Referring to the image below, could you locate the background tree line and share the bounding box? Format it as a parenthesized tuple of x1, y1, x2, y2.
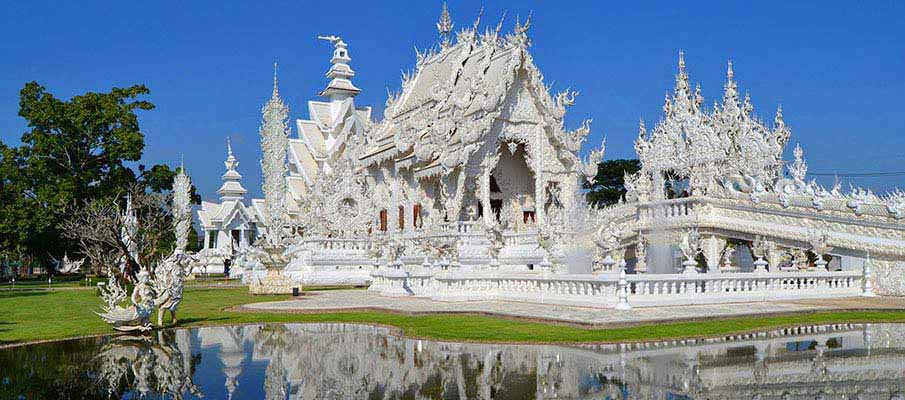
(0, 82, 200, 275)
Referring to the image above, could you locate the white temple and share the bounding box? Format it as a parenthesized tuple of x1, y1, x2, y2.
(197, 138, 265, 274)
(197, 6, 905, 305)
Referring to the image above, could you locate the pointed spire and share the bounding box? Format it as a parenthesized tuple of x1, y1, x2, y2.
(472, 6, 484, 32)
(219, 136, 246, 201)
(775, 104, 785, 127)
(437, 2, 453, 36)
(638, 118, 646, 138)
(721, 59, 739, 108)
(673, 50, 690, 103)
(317, 35, 361, 101)
(272, 62, 280, 99)
(437, 2, 453, 48)
(494, 11, 506, 36)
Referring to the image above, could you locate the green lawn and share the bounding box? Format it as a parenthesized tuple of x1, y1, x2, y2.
(2, 287, 905, 346)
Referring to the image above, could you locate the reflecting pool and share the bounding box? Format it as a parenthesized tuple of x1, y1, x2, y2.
(1, 323, 904, 399)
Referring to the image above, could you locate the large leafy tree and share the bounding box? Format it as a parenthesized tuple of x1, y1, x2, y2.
(584, 159, 642, 206)
(1, 82, 201, 269)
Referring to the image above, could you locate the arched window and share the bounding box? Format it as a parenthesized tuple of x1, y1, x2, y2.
(413, 204, 422, 228)
(379, 210, 388, 232)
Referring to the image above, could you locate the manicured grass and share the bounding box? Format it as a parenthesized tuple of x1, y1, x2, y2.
(2, 287, 905, 346)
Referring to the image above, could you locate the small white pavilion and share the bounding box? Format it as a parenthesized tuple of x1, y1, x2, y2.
(196, 139, 265, 274)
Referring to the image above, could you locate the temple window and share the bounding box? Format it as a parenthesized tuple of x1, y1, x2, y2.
(413, 204, 422, 228)
(398, 206, 405, 229)
(379, 210, 388, 231)
(207, 231, 218, 249)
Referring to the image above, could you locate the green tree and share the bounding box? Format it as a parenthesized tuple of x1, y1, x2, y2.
(2, 82, 202, 270)
(584, 159, 642, 206)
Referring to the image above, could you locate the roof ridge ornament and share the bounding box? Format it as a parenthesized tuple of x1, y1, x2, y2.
(437, 2, 453, 48)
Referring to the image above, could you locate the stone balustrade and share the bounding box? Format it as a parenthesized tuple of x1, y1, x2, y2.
(625, 270, 861, 306)
(369, 268, 866, 309)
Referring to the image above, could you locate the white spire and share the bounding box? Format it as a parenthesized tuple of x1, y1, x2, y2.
(260, 68, 290, 244)
(218, 136, 247, 201)
(173, 159, 192, 253)
(437, 2, 453, 48)
(317, 35, 361, 101)
(272, 62, 279, 98)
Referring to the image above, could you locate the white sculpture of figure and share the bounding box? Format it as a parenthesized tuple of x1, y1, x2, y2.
(884, 189, 905, 219)
(808, 231, 833, 271)
(634, 234, 647, 273)
(593, 220, 620, 273)
(485, 219, 507, 268)
(118, 194, 139, 274)
(153, 252, 189, 326)
(97, 268, 155, 332)
(751, 236, 770, 273)
(721, 244, 736, 272)
(536, 226, 555, 271)
(153, 163, 193, 326)
(678, 229, 702, 274)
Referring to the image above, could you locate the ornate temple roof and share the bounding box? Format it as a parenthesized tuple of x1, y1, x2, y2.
(359, 7, 593, 178)
(287, 37, 371, 192)
(217, 137, 247, 201)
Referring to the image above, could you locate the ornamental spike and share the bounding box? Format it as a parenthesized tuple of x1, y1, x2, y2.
(437, 2, 453, 36)
(678, 50, 686, 73)
(472, 6, 484, 33)
(494, 10, 507, 36)
(727, 60, 734, 81)
(272, 62, 280, 98)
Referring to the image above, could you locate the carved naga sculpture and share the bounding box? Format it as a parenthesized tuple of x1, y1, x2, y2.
(97, 268, 155, 332)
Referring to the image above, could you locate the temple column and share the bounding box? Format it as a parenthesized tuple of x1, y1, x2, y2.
(240, 229, 246, 247)
(533, 125, 545, 226)
(204, 230, 210, 249)
(481, 166, 492, 226)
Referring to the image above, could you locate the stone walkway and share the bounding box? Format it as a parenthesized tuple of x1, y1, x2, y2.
(240, 290, 905, 327)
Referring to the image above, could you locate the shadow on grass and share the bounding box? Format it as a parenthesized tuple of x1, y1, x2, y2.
(0, 290, 50, 299)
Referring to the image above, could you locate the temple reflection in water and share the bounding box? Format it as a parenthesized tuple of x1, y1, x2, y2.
(3, 323, 905, 399)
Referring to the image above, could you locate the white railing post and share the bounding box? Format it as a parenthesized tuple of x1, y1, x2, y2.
(615, 260, 631, 310)
(862, 254, 877, 297)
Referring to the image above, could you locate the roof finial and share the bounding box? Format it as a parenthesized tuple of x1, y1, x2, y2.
(437, 2, 453, 37)
(226, 136, 233, 157)
(272, 62, 279, 98)
(678, 50, 685, 73)
(179, 153, 185, 172)
(472, 6, 484, 33)
(494, 11, 507, 37)
(727, 60, 734, 81)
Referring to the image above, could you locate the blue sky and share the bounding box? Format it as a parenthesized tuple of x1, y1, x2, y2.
(1, 1, 903, 200)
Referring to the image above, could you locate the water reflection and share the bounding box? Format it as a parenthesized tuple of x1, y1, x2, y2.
(1, 323, 904, 399)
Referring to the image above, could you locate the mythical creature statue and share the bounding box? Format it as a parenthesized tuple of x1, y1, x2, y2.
(678, 229, 702, 262)
(51, 253, 85, 274)
(387, 236, 407, 264)
(536, 226, 555, 261)
(485, 219, 508, 264)
(97, 268, 155, 332)
(152, 251, 193, 326)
